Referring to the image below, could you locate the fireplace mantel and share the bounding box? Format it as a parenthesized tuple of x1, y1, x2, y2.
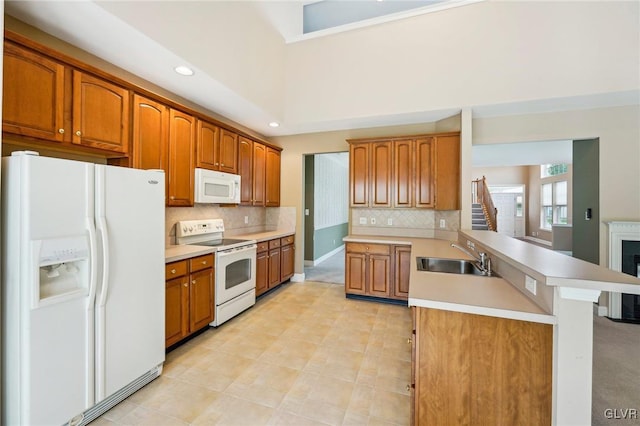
(606, 221, 640, 318)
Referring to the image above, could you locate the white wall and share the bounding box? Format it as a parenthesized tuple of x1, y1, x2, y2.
(284, 1, 639, 130)
(97, 1, 286, 119)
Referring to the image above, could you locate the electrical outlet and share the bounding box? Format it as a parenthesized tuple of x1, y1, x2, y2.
(439, 219, 446, 228)
(387, 218, 393, 226)
(525, 275, 537, 295)
(370, 217, 376, 225)
(359, 217, 367, 225)
(244, 216, 249, 224)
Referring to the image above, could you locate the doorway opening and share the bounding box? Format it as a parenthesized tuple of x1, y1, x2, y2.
(303, 152, 348, 284)
(488, 185, 525, 238)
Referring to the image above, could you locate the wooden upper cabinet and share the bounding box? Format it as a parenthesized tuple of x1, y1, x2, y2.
(168, 109, 196, 207)
(252, 142, 267, 206)
(218, 129, 238, 174)
(196, 123, 238, 174)
(434, 134, 460, 210)
(394, 139, 414, 208)
(349, 143, 369, 207)
(415, 137, 435, 208)
(132, 94, 168, 172)
(370, 141, 392, 207)
(2, 41, 65, 142)
(238, 136, 254, 205)
(265, 147, 281, 207)
(72, 71, 130, 154)
(196, 119, 220, 170)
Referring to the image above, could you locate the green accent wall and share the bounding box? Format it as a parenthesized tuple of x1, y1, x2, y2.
(314, 223, 349, 261)
(572, 138, 599, 264)
(304, 155, 315, 261)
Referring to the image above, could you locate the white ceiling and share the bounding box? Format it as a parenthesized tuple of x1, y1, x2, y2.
(4, 0, 637, 166)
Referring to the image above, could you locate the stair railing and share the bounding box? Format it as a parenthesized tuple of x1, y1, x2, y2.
(472, 176, 498, 232)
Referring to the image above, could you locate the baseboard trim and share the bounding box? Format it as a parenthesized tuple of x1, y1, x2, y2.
(524, 236, 552, 247)
(304, 245, 345, 267)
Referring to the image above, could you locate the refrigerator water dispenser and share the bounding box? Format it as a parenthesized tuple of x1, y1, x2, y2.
(37, 236, 90, 304)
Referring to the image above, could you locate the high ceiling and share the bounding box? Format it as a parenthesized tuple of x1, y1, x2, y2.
(4, 1, 638, 141)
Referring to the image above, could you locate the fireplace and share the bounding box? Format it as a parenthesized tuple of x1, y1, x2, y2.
(607, 221, 640, 323)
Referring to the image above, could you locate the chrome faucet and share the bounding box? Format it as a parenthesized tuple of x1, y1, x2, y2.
(451, 243, 492, 276)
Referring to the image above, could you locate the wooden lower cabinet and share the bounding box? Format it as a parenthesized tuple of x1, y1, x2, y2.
(165, 253, 215, 348)
(411, 307, 553, 425)
(255, 235, 295, 297)
(345, 242, 410, 301)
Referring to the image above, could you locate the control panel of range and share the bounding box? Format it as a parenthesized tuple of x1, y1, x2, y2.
(176, 219, 224, 238)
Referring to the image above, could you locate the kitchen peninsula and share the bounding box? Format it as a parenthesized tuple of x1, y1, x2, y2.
(345, 230, 640, 426)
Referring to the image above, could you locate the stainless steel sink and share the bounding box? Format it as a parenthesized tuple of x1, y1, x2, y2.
(416, 257, 496, 277)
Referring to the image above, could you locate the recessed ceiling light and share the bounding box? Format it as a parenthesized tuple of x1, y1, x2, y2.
(269, 122, 280, 128)
(174, 65, 194, 76)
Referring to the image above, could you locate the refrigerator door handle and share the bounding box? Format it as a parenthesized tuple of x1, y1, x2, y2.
(86, 216, 98, 406)
(96, 216, 110, 308)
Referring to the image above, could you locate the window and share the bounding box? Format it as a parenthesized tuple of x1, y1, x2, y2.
(541, 181, 568, 229)
(541, 163, 568, 178)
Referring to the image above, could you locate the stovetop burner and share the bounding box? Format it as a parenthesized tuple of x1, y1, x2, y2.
(175, 219, 256, 250)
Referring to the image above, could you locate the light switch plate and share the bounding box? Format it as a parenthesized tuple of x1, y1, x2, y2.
(370, 218, 376, 225)
(525, 275, 537, 295)
(359, 217, 367, 225)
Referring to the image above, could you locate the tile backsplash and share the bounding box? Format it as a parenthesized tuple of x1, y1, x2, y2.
(350, 208, 460, 238)
(165, 205, 296, 245)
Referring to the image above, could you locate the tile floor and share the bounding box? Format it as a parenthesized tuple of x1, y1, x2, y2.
(94, 282, 412, 425)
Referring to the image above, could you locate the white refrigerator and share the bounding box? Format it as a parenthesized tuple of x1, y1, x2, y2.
(1, 152, 166, 425)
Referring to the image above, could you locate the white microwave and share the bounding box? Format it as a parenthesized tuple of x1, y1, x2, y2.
(194, 168, 240, 204)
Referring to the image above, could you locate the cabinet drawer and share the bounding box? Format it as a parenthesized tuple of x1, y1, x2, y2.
(257, 241, 269, 253)
(165, 260, 188, 279)
(190, 253, 214, 272)
(268, 239, 281, 249)
(280, 235, 294, 246)
(346, 242, 390, 255)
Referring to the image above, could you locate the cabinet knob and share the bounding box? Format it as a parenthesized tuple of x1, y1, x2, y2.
(406, 384, 412, 392)
(75, 130, 82, 137)
(215, 162, 219, 166)
(183, 282, 188, 287)
(202, 260, 207, 265)
(170, 196, 175, 200)
(192, 280, 196, 284)
(170, 268, 176, 274)
(58, 128, 65, 134)
(221, 163, 225, 167)
(407, 337, 412, 345)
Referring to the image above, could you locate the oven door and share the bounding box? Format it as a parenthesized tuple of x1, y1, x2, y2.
(216, 245, 257, 305)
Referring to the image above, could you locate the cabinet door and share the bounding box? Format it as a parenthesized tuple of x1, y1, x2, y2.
(196, 119, 220, 170)
(393, 246, 411, 300)
(349, 143, 369, 207)
(72, 71, 130, 153)
(238, 137, 254, 205)
(255, 249, 269, 296)
(369, 254, 391, 297)
(345, 251, 367, 295)
(268, 248, 281, 288)
(165, 277, 189, 348)
(394, 139, 414, 208)
(434, 134, 460, 210)
(168, 109, 196, 206)
(265, 147, 281, 207)
(132, 94, 168, 174)
(280, 243, 294, 282)
(189, 268, 215, 332)
(370, 141, 392, 207)
(218, 129, 239, 174)
(252, 142, 267, 206)
(415, 137, 435, 208)
(2, 41, 66, 142)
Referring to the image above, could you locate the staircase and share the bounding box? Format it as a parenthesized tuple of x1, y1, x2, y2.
(471, 176, 497, 232)
(472, 203, 490, 230)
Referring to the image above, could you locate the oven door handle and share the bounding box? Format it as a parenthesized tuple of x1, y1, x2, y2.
(217, 244, 257, 257)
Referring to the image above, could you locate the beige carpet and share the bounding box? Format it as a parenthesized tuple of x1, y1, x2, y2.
(304, 249, 345, 285)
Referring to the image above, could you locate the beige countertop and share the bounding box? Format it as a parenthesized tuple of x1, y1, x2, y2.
(461, 230, 640, 294)
(344, 234, 555, 324)
(165, 229, 295, 263)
